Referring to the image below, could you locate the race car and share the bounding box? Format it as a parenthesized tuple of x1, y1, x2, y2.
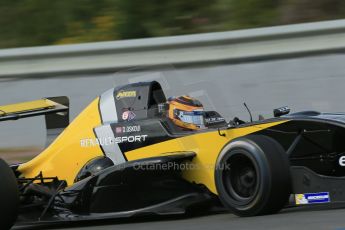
(1, 81, 345, 229)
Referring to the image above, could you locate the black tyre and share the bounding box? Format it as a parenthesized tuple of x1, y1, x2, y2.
(0, 159, 19, 229)
(215, 135, 291, 216)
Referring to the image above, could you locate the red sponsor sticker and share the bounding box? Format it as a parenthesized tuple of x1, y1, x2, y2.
(115, 127, 123, 133)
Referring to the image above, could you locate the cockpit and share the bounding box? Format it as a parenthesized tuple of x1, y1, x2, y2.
(112, 81, 227, 134)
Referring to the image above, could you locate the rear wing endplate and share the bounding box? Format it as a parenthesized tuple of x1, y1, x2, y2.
(0, 96, 69, 145)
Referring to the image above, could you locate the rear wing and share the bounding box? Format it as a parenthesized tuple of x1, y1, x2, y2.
(0, 96, 69, 145)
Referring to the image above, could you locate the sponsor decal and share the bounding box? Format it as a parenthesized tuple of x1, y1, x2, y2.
(116, 90, 136, 100)
(205, 117, 225, 124)
(81, 135, 148, 147)
(122, 110, 136, 121)
(339, 156, 345, 166)
(295, 192, 330, 205)
(115, 126, 123, 134)
(115, 125, 141, 134)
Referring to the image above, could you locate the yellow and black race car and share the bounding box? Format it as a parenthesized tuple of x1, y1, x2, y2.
(1, 81, 345, 229)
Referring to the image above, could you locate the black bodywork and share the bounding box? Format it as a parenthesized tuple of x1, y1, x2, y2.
(16, 153, 215, 227)
(256, 112, 345, 203)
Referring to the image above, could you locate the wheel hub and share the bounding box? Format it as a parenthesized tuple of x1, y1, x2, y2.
(239, 167, 255, 188)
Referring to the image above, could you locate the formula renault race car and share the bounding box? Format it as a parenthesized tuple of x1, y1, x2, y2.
(2, 81, 345, 229)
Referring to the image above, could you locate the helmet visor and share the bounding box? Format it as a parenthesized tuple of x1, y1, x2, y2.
(174, 109, 205, 127)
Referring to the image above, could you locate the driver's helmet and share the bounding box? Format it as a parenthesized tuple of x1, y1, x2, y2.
(167, 95, 205, 130)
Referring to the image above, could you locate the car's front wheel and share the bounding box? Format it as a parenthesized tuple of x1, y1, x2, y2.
(215, 135, 291, 216)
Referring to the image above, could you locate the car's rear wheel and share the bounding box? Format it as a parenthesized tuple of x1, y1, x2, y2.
(0, 159, 19, 229)
(215, 135, 291, 216)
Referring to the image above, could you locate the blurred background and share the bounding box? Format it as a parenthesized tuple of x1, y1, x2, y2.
(1, 0, 345, 164)
(1, 0, 345, 48)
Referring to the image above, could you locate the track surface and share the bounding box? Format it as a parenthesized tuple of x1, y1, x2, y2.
(14, 206, 345, 230)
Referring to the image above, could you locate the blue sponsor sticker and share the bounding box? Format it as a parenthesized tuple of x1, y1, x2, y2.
(295, 192, 330, 205)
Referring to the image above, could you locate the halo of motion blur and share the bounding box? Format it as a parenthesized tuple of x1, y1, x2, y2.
(0, 159, 19, 229)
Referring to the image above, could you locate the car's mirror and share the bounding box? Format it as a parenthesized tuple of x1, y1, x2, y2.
(204, 111, 227, 128)
(273, 106, 290, 117)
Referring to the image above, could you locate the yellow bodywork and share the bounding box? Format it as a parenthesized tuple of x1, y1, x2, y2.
(0, 99, 56, 116)
(15, 95, 288, 194)
(125, 120, 288, 194)
(18, 98, 104, 185)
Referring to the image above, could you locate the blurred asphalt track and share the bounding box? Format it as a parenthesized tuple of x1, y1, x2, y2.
(14, 206, 345, 230)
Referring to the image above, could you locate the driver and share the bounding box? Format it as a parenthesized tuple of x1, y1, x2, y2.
(166, 95, 206, 130)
